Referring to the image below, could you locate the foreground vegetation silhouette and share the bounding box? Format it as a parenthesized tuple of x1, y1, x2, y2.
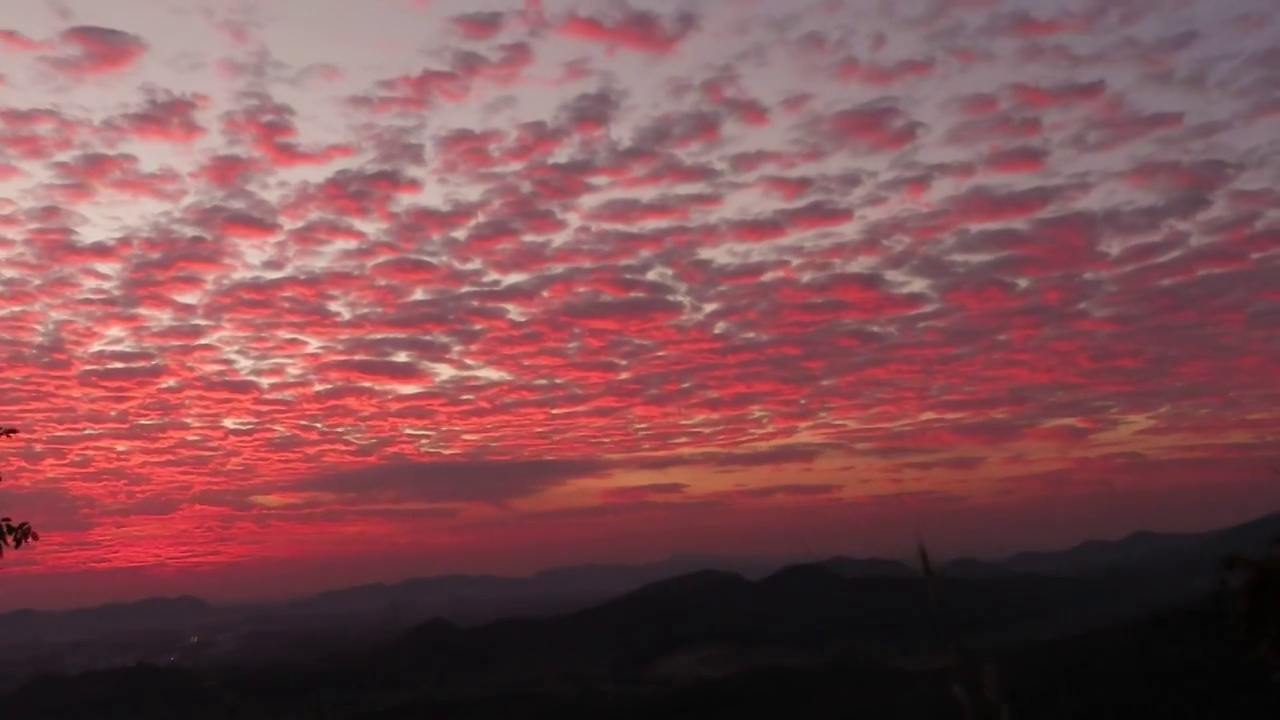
(1224, 537, 1280, 676)
(917, 541, 1011, 719)
(0, 428, 38, 557)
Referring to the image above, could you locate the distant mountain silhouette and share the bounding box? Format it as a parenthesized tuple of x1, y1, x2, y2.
(934, 557, 1030, 579)
(1002, 529, 1199, 575)
(351, 560, 1194, 697)
(2, 510, 1278, 672)
(959, 511, 1280, 581)
(815, 556, 916, 578)
(3, 513, 1280, 718)
(0, 596, 211, 646)
(275, 553, 791, 628)
(8, 596, 1279, 720)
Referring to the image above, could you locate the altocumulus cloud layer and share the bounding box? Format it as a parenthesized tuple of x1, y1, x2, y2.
(0, 0, 1278, 606)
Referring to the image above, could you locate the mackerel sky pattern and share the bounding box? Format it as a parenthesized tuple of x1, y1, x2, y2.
(0, 0, 1277, 608)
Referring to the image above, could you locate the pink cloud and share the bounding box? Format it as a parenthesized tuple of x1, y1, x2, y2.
(983, 146, 1049, 174)
(45, 26, 147, 77)
(824, 104, 921, 152)
(0, 30, 48, 52)
(0, 0, 1276, 609)
(837, 56, 936, 86)
(103, 89, 208, 143)
(452, 11, 506, 40)
(557, 10, 697, 54)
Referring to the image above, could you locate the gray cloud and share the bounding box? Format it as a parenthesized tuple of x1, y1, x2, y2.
(294, 458, 615, 505)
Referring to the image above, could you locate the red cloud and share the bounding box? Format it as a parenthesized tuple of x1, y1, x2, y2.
(49, 152, 186, 202)
(0, 107, 90, 161)
(222, 94, 355, 168)
(700, 75, 770, 125)
(1068, 109, 1184, 152)
(317, 359, 428, 382)
(557, 10, 697, 54)
(983, 146, 1049, 174)
(997, 10, 1090, 38)
(283, 169, 422, 222)
(46, 26, 147, 77)
(1007, 79, 1106, 109)
(1, 0, 1276, 608)
(193, 154, 261, 189)
(600, 482, 689, 503)
(825, 105, 921, 152)
(103, 89, 208, 144)
(1122, 159, 1241, 196)
(189, 205, 281, 240)
(726, 483, 842, 500)
(946, 113, 1043, 145)
(452, 11, 506, 40)
(352, 44, 531, 115)
(952, 92, 1001, 116)
(837, 56, 936, 86)
(0, 30, 48, 52)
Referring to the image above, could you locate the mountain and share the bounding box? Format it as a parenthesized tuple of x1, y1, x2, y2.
(2, 509, 1277, 685)
(275, 553, 794, 628)
(353, 560, 1196, 696)
(8, 597, 1278, 720)
(816, 556, 916, 578)
(529, 553, 787, 592)
(935, 557, 1029, 579)
(1001, 529, 1201, 576)
(0, 596, 213, 646)
(2, 538, 1278, 719)
(984, 511, 1280, 580)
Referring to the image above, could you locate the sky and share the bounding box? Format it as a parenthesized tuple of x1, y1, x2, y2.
(0, 0, 1277, 610)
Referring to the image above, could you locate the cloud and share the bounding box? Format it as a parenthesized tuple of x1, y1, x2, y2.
(0, 30, 49, 53)
(556, 9, 697, 54)
(451, 12, 507, 41)
(822, 103, 922, 152)
(599, 482, 689, 503)
(837, 56, 936, 86)
(293, 458, 615, 505)
(102, 88, 208, 143)
(0, 0, 1275, 602)
(0, 485, 94, 533)
(983, 146, 1049, 174)
(46, 26, 147, 77)
(726, 483, 843, 499)
(1006, 79, 1106, 109)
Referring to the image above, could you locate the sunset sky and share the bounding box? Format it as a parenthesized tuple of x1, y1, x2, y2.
(0, 0, 1278, 610)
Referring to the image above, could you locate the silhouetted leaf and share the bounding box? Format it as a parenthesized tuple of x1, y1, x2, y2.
(0, 426, 38, 558)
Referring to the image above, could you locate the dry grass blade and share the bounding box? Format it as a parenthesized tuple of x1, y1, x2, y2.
(916, 539, 1013, 719)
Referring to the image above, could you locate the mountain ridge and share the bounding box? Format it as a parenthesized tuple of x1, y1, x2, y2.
(1, 509, 1275, 653)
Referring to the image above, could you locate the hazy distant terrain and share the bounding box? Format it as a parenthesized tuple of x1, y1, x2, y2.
(0, 511, 1276, 716)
